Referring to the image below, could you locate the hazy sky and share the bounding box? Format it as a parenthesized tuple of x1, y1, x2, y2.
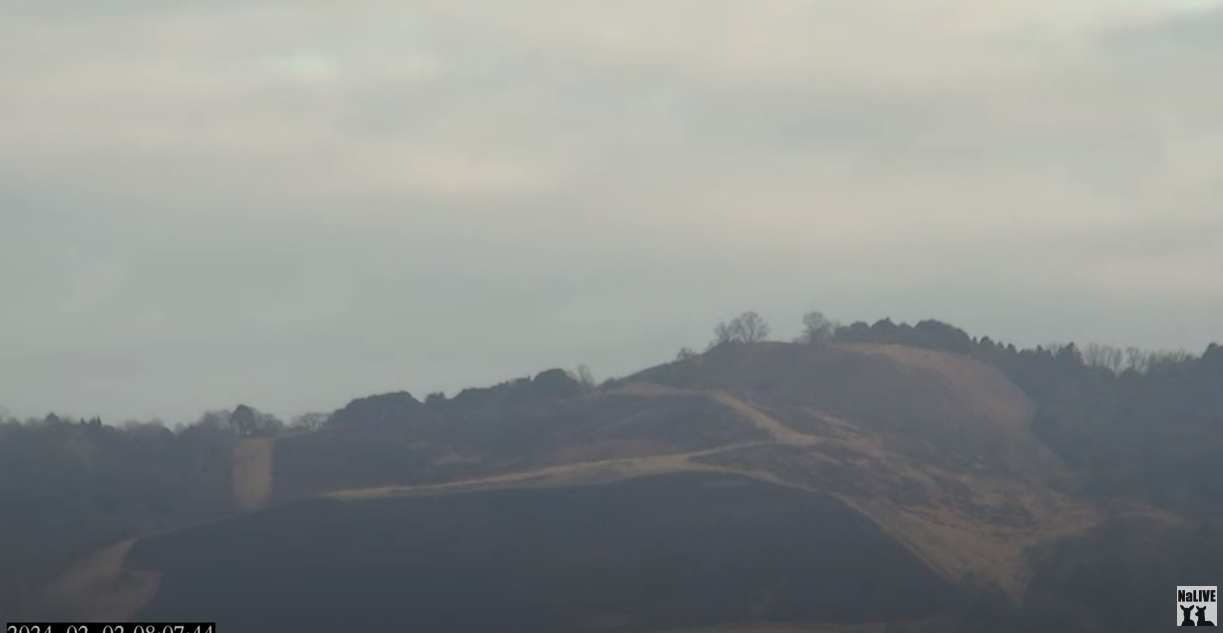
(2, 0, 1221, 423)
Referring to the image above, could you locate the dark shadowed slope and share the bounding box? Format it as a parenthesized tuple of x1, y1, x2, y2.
(125, 472, 953, 633)
(36, 341, 1103, 629)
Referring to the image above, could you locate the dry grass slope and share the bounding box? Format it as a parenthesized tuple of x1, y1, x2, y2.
(636, 343, 1096, 597)
(34, 539, 160, 622)
(308, 343, 1100, 597)
(232, 437, 274, 511)
(47, 341, 1108, 627)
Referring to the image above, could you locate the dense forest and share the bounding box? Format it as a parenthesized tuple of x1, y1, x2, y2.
(2, 312, 1221, 630)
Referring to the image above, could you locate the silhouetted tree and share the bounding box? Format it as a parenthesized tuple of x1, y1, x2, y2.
(1056, 343, 1083, 366)
(833, 320, 872, 342)
(290, 412, 330, 431)
(534, 369, 582, 398)
(1124, 347, 1149, 373)
(424, 392, 447, 406)
(227, 405, 284, 437)
(711, 311, 771, 346)
(574, 364, 596, 390)
(1147, 349, 1194, 374)
(1083, 343, 1125, 374)
(797, 311, 838, 344)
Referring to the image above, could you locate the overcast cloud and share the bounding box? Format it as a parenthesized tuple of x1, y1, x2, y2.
(1, 0, 1221, 423)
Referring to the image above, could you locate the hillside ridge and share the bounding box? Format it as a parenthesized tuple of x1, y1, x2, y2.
(22, 329, 1220, 633)
(39, 341, 1108, 626)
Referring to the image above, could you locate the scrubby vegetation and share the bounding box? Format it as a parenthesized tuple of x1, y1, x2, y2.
(2, 311, 1221, 632)
(820, 316, 1223, 516)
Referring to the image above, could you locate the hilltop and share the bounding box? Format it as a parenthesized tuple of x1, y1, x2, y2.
(5, 314, 1222, 633)
(18, 341, 1114, 630)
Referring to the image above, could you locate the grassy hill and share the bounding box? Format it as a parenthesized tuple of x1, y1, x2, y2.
(35, 341, 1095, 630)
(9, 326, 1223, 633)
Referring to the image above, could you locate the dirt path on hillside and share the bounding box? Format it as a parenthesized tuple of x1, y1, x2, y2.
(326, 440, 777, 500)
(329, 388, 818, 501)
(232, 437, 275, 510)
(36, 538, 161, 622)
(612, 383, 820, 446)
(710, 392, 820, 446)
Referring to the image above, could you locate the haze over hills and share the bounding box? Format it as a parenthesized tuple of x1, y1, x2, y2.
(5, 2, 1221, 632)
(3, 313, 1222, 633)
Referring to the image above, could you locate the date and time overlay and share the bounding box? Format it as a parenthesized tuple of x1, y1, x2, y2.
(8, 624, 215, 633)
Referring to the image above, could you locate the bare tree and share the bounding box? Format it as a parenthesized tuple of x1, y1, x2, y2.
(290, 412, 331, 430)
(1084, 343, 1125, 374)
(575, 364, 596, 389)
(1124, 347, 1149, 373)
(797, 311, 839, 344)
(1147, 349, 1194, 374)
(676, 347, 697, 361)
(712, 311, 771, 346)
